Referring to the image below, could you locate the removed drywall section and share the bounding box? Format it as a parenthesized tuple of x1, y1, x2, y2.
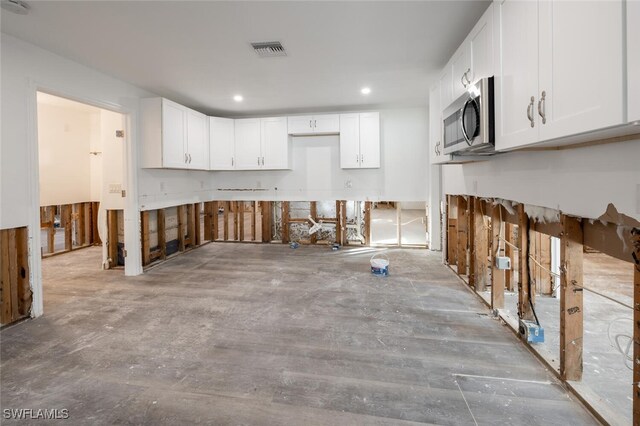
(442, 139, 640, 221)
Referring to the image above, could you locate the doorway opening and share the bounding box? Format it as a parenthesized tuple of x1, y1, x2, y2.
(370, 202, 427, 247)
(36, 92, 126, 271)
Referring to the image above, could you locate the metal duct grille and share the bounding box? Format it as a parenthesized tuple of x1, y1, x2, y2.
(250, 41, 287, 58)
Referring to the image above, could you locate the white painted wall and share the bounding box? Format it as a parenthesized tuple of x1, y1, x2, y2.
(99, 109, 126, 211)
(441, 139, 640, 221)
(137, 108, 429, 210)
(37, 101, 98, 206)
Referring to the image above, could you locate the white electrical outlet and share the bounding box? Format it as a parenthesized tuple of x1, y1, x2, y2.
(344, 180, 352, 188)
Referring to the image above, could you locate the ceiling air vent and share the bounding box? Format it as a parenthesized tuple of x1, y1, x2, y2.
(250, 41, 287, 58)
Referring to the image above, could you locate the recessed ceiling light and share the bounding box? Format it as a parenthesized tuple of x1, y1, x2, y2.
(233, 95, 243, 102)
(361, 87, 371, 95)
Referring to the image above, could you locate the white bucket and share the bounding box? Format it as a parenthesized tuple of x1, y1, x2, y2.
(370, 253, 390, 276)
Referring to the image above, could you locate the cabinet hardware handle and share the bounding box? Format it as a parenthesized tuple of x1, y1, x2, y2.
(360, 154, 364, 163)
(231, 157, 234, 167)
(261, 157, 264, 166)
(189, 154, 192, 163)
(464, 68, 471, 85)
(527, 96, 535, 128)
(461, 73, 467, 88)
(185, 153, 188, 163)
(356, 154, 359, 163)
(538, 90, 546, 124)
(258, 156, 260, 165)
(310, 119, 312, 128)
(314, 119, 317, 128)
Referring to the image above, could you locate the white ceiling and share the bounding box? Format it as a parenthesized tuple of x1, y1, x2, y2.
(2, 1, 490, 117)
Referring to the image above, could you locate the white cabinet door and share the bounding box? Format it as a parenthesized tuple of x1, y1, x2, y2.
(538, 0, 624, 141)
(234, 119, 262, 170)
(359, 112, 380, 169)
(261, 117, 290, 170)
(495, 0, 539, 151)
(629, 0, 640, 123)
(209, 117, 235, 170)
(429, 84, 451, 165)
(287, 115, 315, 135)
(469, 3, 494, 84)
(451, 44, 472, 100)
(186, 110, 209, 170)
(439, 67, 454, 111)
(161, 99, 188, 169)
(312, 114, 340, 134)
(339, 114, 360, 169)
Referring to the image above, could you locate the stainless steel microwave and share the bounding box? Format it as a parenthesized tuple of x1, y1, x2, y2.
(442, 76, 495, 155)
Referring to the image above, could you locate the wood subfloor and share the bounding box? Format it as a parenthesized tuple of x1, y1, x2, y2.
(0, 245, 598, 425)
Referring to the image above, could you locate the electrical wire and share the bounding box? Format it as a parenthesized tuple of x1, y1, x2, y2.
(607, 317, 633, 371)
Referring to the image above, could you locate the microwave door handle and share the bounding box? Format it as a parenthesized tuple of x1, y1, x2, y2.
(459, 110, 472, 147)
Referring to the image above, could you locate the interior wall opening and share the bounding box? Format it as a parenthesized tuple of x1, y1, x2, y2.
(370, 201, 427, 247)
(36, 91, 126, 271)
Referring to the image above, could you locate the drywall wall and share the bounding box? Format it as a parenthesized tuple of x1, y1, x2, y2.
(137, 108, 429, 210)
(441, 139, 640, 221)
(1, 34, 147, 229)
(37, 100, 97, 206)
(99, 109, 126, 211)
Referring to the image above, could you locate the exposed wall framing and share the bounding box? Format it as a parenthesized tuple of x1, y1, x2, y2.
(139, 200, 371, 270)
(445, 194, 638, 425)
(0, 227, 31, 326)
(39, 202, 100, 257)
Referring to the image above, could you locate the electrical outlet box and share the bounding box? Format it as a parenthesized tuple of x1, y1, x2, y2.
(108, 183, 122, 194)
(519, 319, 544, 343)
(495, 256, 511, 270)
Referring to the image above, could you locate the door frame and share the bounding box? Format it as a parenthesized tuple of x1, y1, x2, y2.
(25, 79, 142, 317)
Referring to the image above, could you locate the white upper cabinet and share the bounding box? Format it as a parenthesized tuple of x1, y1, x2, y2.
(141, 98, 209, 170)
(627, 0, 640, 123)
(495, 0, 540, 151)
(439, 66, 454, 111)
(287, 115, 314, 135)
(469, 4, 494, 84)
(451, 44, 472, 100)
(339, 114, 360, 169)
(261, 117, 290, 170)
(429, 83, 451, 165)
(235, 117, 290, 170)
(359, 112, 380, 169)
(449, 3, 494, 102)
(312, 114, 340, 134)
(234, 118, 262, 170)
(339, 112, 380, 169)
(537, 0, 624, 141)
(186, 110, 209, 170)
(288, 114, 339, 135)
(161, 100, 187, 169)
(495, 0, 625, 151)
(209, 117, 235, 170)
